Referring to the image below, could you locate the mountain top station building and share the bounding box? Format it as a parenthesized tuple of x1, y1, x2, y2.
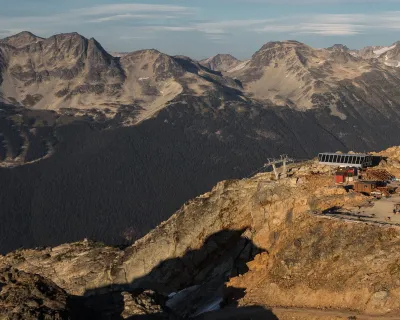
(318, 153, 373, 169)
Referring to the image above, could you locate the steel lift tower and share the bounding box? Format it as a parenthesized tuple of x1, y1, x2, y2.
(265, 155, 294, 180)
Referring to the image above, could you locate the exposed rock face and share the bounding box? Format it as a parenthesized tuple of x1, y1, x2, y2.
(354, 42, 400, 67)
(0, 32, 238, 124)
(0, 240, 121, 296)
(3, 31, 400, 124)
(0, 266, 173, 319)
(120, 290, 168, 319)
(2, 153, 400, 317)
(0, 267, 70, 319)
(0, 31, 44, 48)
(374, 146, 400, 177)
(378, 42, 400, 67)
(0, 33, 125, 109)
(227, 40, 400, 113)
(327, 44, 350, 51)
(199, 54, 242, 72)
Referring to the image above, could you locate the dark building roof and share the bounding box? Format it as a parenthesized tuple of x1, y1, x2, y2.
(318, 153, 373, 168)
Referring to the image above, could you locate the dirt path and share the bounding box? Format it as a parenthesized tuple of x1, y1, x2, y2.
(273, 306, 400, 319)
(196, 306, 400, 319)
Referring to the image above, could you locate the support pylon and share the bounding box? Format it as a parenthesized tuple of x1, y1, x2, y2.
(271, 163, 279, 180)
(264, 155, 294, 180)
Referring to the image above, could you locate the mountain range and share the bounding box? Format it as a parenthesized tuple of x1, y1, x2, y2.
(3, 32, 400, 119)
(1, 31, 400, 253)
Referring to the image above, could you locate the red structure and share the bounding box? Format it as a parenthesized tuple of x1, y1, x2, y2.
(335, 168, 358, 184)
(335, 171, 345, 184)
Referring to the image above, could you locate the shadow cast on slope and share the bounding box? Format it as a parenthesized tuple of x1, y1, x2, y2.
(123, 306, 279, 320)
(2, 94, 399, 254)
(72, 229, 275, 319)
(0, 102, 299, 253)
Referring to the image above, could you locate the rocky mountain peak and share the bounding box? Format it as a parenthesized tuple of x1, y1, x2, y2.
(328, 48, 359, 63)
(250, 40, 313, 70)
(327, 44, 350, 51)
(46, 32, 88, 46)
(376, 43, 400, 67)
(258, 40, 307, 51)
(199, 53, 241, 72)
(121, 48, 185, 80)
(0, 31, 43, 48)
(87, 37, 115, 64)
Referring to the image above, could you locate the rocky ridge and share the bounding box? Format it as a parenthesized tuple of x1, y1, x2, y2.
(0, 32, 241, 125)
(2, 147, 400, 318)
(0, 31, 44, 48)
(0, 267, 70, 319)
(199, 54, 242, 72)
(3, 32, 400, 120)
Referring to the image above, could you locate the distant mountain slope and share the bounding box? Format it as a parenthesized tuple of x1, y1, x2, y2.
(2, 32, 400, 120)
(199, 54, 242, 72)
(350, 42, 400, 67)
(0, 31, 44, 48)
(0, 32, 240, 124)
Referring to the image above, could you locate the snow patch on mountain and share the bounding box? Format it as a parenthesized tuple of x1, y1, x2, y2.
(201, 55, 216, 64)
(109, 52, 129, 58)
(227, 60, 250, 72)
(373, 45, 396, 57)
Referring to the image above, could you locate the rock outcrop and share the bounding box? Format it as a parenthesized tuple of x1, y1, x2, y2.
(375, 146, 400, 177)
(0, 267, 70, 319)
(199, 54, 242, 72)
(0, 266, 173, 319)
(120, 290, 168, 319)
(2, 153, 400, 317)
(0, 31, 44, 48)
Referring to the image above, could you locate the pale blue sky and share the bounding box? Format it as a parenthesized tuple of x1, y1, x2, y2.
(1, 0, 400, 59)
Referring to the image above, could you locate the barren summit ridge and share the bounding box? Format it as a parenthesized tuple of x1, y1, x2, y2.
(0, 31, 44, 48)
(0, 32, 242, 124)
(199, 54, 242, 72)
(2, 32, 400, 119)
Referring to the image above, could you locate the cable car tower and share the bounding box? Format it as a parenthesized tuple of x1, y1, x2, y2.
(265, 154, 294, 180)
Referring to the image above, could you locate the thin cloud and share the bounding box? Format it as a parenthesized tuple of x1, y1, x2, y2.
(89, 14, 172, 23)
(75, 4, 192, 16)
(195, 19, 273, 34)
(3, 2, 400, 55)
(297, 23, 364, 35)
(255, 12, 400, 36)
(256, 21, 365, 36)
(131, 19, 274, 35)
(0, 3, 194, 27)
(132, 11, 400, 37)
(0, 3, 196, 38)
